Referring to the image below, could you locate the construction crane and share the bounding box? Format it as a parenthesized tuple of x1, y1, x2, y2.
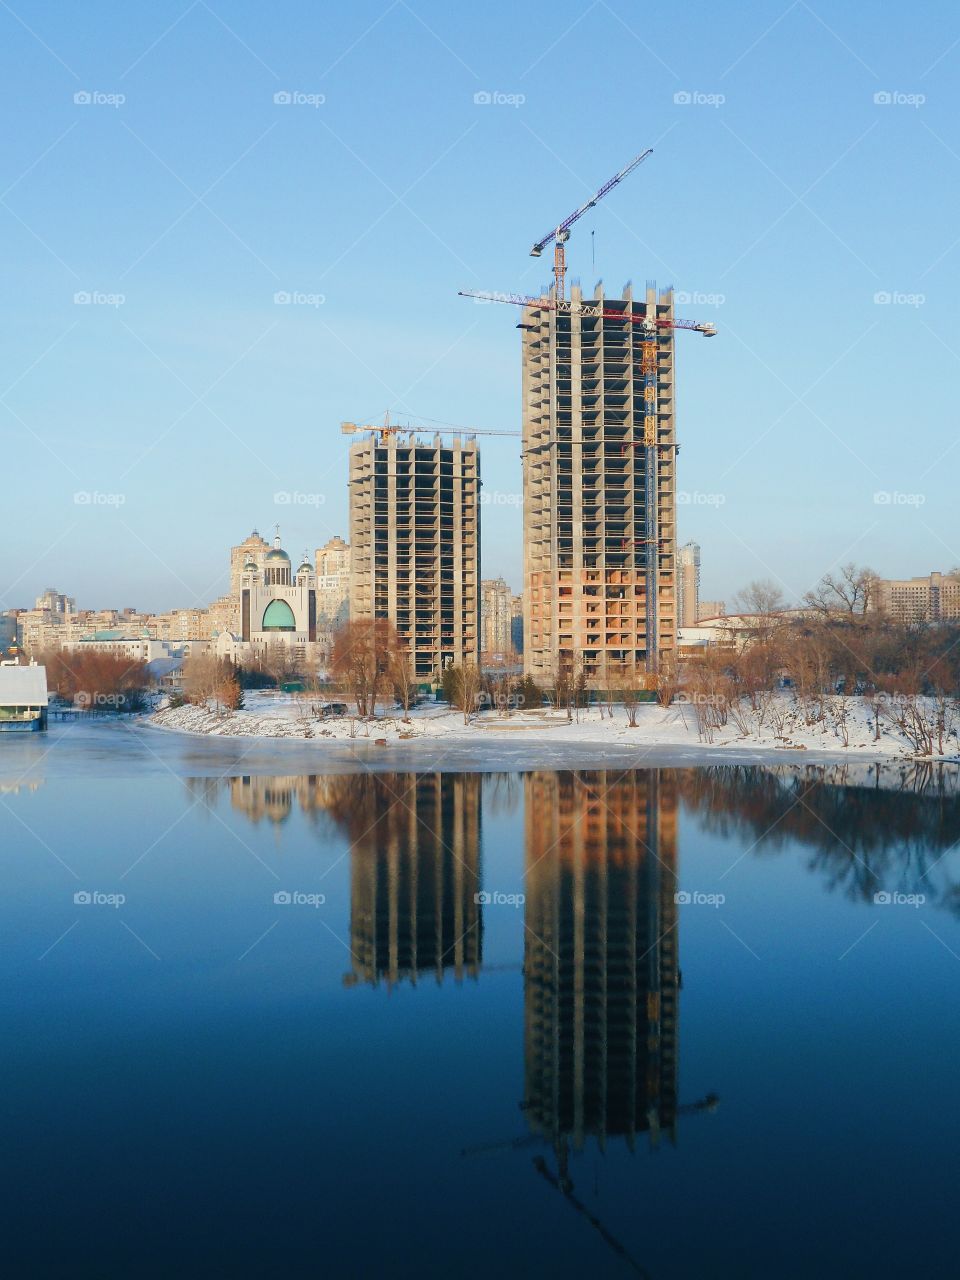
(340, 412, 519, 444)
(458, 289, 716, 337)
(530, 148, 653, 299)
(460, 287, 716, 677)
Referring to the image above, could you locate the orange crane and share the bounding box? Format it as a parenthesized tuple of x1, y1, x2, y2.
(340, 412, 519, 444)
(462, 145, 716, 676)
(458, 289, 717, 340)
(459, 289, 716, 676)
(530, 148, 653, 299)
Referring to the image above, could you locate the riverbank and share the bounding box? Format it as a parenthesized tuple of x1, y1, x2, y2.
(148, 690, 960, 762)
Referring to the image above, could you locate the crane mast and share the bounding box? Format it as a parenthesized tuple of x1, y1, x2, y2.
(529, 148, 653, 299)
(461, 146, 716, 684)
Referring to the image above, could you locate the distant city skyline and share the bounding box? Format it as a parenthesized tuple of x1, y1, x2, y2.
(4, 3, 960, 611)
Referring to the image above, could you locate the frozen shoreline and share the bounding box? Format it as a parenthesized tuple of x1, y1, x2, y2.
(146, 691, 960, 766)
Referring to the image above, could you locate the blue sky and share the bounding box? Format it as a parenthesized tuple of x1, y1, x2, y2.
(2, 0, 959, 612)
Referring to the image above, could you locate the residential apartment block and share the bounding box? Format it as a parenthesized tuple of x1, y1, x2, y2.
(480, 576, 521, 656)
(314, 535, 351, 626)
(677, 541, 700, 629)
(349, 432, 479, 680)
(872, 570, 960, 624)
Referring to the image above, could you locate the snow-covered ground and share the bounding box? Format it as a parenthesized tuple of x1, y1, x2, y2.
(148, 690, 960, 761)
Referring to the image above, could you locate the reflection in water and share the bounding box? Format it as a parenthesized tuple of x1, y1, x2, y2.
(184, 773, 340, 827)
(524, 771, 682, 1155)
(228, 775, 338, 826)
(331, 774, 483, 989)
(680, 762, 960, 913)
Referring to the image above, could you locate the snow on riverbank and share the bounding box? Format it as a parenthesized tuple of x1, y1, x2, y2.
(149, 691, 960, 761)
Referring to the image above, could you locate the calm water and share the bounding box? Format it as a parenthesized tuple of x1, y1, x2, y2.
(1, 724, 959, 1278)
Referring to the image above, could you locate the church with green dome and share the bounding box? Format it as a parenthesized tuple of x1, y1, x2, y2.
(239, 527, 318, 657)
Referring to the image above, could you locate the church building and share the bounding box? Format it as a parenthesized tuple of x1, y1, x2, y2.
(239, 528, 317, 656)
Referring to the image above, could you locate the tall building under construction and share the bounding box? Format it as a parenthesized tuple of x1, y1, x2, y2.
(522, 283, 678, 686)
(348, 433, 480, 680)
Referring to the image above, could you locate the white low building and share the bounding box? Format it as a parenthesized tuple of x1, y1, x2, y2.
(0, 661, 49, 731)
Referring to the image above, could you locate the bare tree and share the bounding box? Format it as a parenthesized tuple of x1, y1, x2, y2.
(330, 619, 399, 718)
(551, 651, 578, 722)
(445, 663, 484, 725)
(655, 654, 680, 709)
(733, 579, 786, 646)
(609, 663, 644, 728)
(183, 651, 220, 706)
(388, 646, 416, 722)
(804, 563, 877, 618)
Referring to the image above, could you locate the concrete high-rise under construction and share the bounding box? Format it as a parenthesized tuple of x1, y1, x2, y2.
(522, 282, 678, 686)
(349, 432, 480, 680)
(678, 541, 701, 629)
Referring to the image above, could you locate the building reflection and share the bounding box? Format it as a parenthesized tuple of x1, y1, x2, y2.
(226, 774, 339, 826)
(523, 770, 682, 1155)
(334, 773, 483, 989)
